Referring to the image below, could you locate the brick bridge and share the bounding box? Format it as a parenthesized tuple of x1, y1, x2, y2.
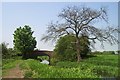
(30, 50, 53, 65)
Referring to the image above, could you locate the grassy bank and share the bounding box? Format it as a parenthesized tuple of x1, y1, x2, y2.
(2, 54, 118, 78)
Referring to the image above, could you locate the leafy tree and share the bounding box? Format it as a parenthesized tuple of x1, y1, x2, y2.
(1, 42, 9, 59)
(54, 35, 90, 61)
(13, 25, 37, 59)
(7, 48, 19, 58)
(41, 6, 119, 62)
(0, 42, 18, 59)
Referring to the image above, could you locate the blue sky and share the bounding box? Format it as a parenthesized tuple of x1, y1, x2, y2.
(1, 2, 118, 51)
(1, 0, 119, 2)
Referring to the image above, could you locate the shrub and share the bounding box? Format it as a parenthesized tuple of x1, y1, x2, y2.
(54, 35, 91, 61)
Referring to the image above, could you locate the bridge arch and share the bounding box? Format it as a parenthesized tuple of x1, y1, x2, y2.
(30, 50, 53, 65)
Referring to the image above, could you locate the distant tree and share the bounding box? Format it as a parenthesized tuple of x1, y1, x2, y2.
(13, 25, 37, 59)
(0, 42, 19, 59)
(41, 6, 119, 62)
(7, 48, 17, 58)
(102, 51, 115, 55)
(1, 42, 9, 59)
(91, 51, 102, 55)
(54, 35, 90, 61)
(117, 50, 120, 54)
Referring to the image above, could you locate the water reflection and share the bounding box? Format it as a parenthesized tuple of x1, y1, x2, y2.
(40, 60, 49, 64)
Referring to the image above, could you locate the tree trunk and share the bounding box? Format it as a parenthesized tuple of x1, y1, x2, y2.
(76, 37, 82, 62)
(22, 53, 26, 59)
(22, 52, 28, 59)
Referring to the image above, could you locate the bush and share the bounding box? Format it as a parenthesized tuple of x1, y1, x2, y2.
(50, 58, 59, 66)
(54, 35, 91, 61)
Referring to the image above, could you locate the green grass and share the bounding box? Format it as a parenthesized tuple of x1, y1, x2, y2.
(55, 54, 118, 77)
(19, 59, 98, 78)
(2, 59, 22, 76)
(2, 54, 118, 78)
(19, 54, 118, 78)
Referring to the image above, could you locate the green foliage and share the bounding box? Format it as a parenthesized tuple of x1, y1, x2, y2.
(117, 50, 120, 53)
(7, 48, 15, 56)
(2, 59, 22, 76)
(19, 54, 118, 78)
(92, 51, 115, 55)
(79, 36, 91, 57)
(54, 35, 90, 61)
(2, 59, 23, 70)
(13, 25, 37, 59)
(20, 59, 97, 78)
(1, 42, 8, 59)
(55, 54, 118, 77)
(0, 42, 22, 59)
(2, 59, 17, 70)
(101, 51, 114, 55)
(91, 51, 103, 55)
(50, 57, 59, 66)
(54, 35, 76, 61)
(24, 71, 33, 78)
(7, 48, 21, 59)
(3, 54, 118, 78)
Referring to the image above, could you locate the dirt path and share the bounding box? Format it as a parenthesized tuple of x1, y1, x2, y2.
(3, 63, 24, 78)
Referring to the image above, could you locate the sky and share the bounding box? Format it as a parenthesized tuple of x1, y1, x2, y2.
(1, 0, 119, 2)
(1, 1, 119, 51)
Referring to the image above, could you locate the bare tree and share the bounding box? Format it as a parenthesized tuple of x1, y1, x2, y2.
(41, 6, 119, 62)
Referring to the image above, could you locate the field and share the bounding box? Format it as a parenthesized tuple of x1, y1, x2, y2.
(2, 54, 118, 78)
